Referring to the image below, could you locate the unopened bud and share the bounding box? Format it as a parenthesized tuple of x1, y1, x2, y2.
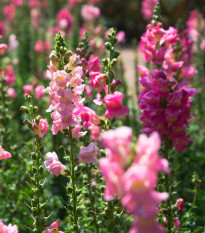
(20, 106, 30, 115)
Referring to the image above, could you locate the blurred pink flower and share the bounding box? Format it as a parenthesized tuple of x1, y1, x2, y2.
(0, 44, 8, 56)
(44, 152, 66, 177)
(116, 31, 125, 43)
(12, 0, 23, 6)
(57, 9, 73, 33)
(0, 22, 5, 36)
(35, 85, 45, 99)
(4, 4, 16, 23)
(0, 146, 11, 160)
(7, 88, 16, 98)
(23, 85, 33, 95)
(81, 5, 100, 21)
(141, 0, 158, 20)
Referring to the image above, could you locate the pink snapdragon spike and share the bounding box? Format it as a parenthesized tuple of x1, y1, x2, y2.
(0, 219, 18, 233)
(4, 4, 16, 23)
(99, 127, 169, 232)
(0, 22, 6, 36)
(81, 5, 101, 21)
(0, 44, 8, 56)
(12, 0, 23, 7)
(101, 126, 132, 167)
(3, 65, 15, 86)
(32, 119, 49, 138)
(99, 158, 124, 201)
(104, 91, 129, 118)
(57, 9, 73, 33)
(35, 85, 45, 99)
(0, 146, 11, 160)
(78, 142, 99, 164)
(46, 219, 64, 233)
(68, 0, 81, 9)
(87, 56, 100, 73)
(7, 88, 16, 98)
(23, 85, 33, 95)
(44, 152, 66, 177)
(141, 0, 158, 20)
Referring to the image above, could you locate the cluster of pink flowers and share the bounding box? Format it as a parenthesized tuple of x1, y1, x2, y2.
(23, 84, 45, 99)
(46, 219, 64, 233)
(44, 152, 66, 177)
(0, 220, 18, 233)
(0, 146, 11, 160)
(99, 127, 169, 233)
(138, 21, 196, 152)
(141, 0, 158, 20)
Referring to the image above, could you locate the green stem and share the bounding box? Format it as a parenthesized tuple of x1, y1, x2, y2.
(68, 127, 79, 233)
(86, 164, 99, 233)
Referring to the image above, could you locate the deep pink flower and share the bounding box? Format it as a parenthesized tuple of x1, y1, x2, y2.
(23, 85, 33, 95)
(78, 143, 98, 164)
(104, 91, 129, 118)
(12, 0, 23, 6)
(175, 198, 184, 212)
(0, 22, 5, 36)
(57, 9, 73, 33)
(89, 72, 107, 94)
(4, 4, 16, 23)
(35, 85, 45, 99)
(28, 0, 39, 8)
(87, 56, 100, 73)
(44, 152, 66, 177)
(46, 219, 64, 233)
(0, 146, 11, 160)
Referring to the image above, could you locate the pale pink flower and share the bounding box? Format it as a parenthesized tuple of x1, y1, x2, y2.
(78, 142, 98, 164)
(35, 85, 45, 99)
(104, 91, 129, 118)
(23, 85, 33, 95)
(9, 34, 19, 51)
(7, 88, 16, 98)
(52, 70, 70, 87)
(0, 44, 8, 56)
(0, 146, 11, 160)
(72, 120, 87, 138)
(44, 152, 66, 177)
(46, 219, 64, 233)
(32, 119, 49, 138)
(81, 5, 100, 21)
(116, 31, 125, 43)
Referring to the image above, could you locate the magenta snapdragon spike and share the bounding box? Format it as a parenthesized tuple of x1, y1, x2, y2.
(99, 127, 169, 233)
(138, 68, 196, 152)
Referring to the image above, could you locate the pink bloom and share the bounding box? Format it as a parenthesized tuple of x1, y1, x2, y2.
(91, 126, 100, 141)
(104, 91, 129, 118)
(87, 56, 100, 73)
(68, 0, 81, 8)
(73, 104, 99, 130)
(101, 126, 132, 167)
(175, 198, 184, 212)
(174, 217, 180, 231)
(31, 8, 39, 28)
(28, 0, 39, 8)
(23, 85, 33, 95)
(141, 0, 158, 20)
(46, 219, 64, 233)
(32, 119, 49, 138)
(78, 142, 98, 164)
(85, 85, 92, 98)
(72, 120, 87, 138)
(0, 146, 11, 160)
(57, 9, 73, 33)
(35, 85, 45, 99)
(81, 5, 100, 21)
(9, 34, 19, 51)
(12, 0, 23, 6)
(44, 152, 66, 177)
(52, 70, 70, 87)
(0, 44, 8, 56)
(4, 4, 16, 23)
(4, 66, 15, 86)
(89, 72, 107, 94)
(7, 88, 16, 98)
(116, 31, 125, 43)
(99, 158, 124, 201)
